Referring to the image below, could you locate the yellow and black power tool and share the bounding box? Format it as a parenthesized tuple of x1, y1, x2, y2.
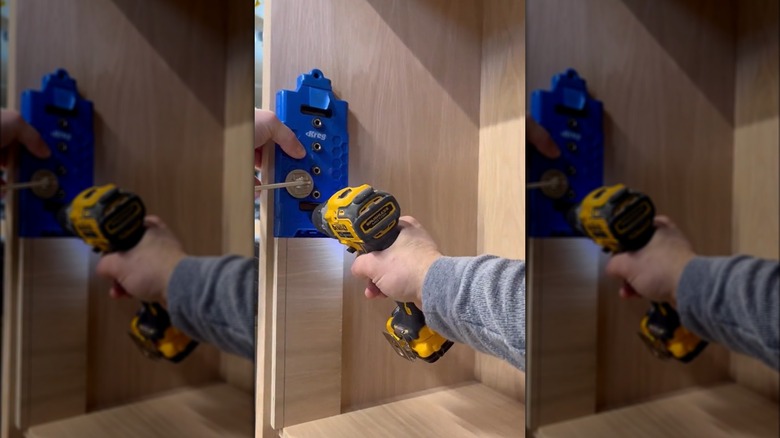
(311, 184, 453, 363)
(63, 184, 198, 363)
(570, 184, 708, 363)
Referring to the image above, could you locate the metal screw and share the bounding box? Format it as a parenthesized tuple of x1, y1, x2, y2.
(312, 142, 322, 152)
(312, 190, 321, 199)
(312, 166, 321, 175)
(567, 119, 578, 129)
(57, 142, 68, 152)
(312, 118, 323, 128)
(57, 119, 69, 129)
(567, 142, 577, 152)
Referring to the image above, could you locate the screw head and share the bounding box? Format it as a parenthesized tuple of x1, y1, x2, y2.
(312, 166, 321, 175)
(312, 118, 323, 129)
(57, 119, 69, 129)
(312, 142, 322, 152)
(312, 190, 321, 199)
(567, 142, 577, 152)
(57, 142, 68, 152)
(567, 119, 578, 129)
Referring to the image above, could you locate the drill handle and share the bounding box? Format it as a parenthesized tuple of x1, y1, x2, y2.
(363, 225, 401, 253)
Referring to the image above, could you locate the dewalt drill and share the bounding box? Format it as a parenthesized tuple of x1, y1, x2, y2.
(570, 184, 708, 363)
(63, 184, 198, 363)
(311, 184, 453, 363)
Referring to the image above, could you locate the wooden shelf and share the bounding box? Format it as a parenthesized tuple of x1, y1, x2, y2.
(282, 382, 524, 438)
(26, 384, 254, 438)
(536, 383, 779, 438)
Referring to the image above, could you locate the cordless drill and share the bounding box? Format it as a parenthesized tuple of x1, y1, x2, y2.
(569, 184, 708, 363)
(63, 184, 198, 363)
(311, 184, 453, 363)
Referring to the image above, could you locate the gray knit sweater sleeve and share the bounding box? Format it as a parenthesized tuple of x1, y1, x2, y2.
(167, 256, 256, 359)
(421, 255, 525, 370)
(677, 256, 779, 369)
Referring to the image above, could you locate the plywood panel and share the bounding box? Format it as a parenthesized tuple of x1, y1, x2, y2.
(16, 240, 89, 429)
(527, 0, 734, 411)
(475, 0, 526, 402)
(27, 384, 253, 438)
(259, 1, 482, 429)
(219, 0, 256, 395)
(526, 239, 599, 429)
(9, 0, 226, 412)
(731, 0, 779, 402)
(537, 383, 780, 438)
(270, 239, 343, 428)
(282, 383, 524, 438)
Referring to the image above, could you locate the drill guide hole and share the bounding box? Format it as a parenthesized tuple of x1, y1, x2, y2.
(312, 190, 321, 199)
(312, 166, 321, 175)
(312, 142, 322, 152)
(312, 118, 323, 128)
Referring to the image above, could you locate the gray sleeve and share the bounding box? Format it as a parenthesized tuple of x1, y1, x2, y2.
(677, 256, 779, 369)
(167, 256, 257, 360)
(421, 255, 525, 370)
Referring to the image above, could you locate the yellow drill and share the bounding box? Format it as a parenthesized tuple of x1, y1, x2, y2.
(570, 184, 708, 363)
(311, 184, 453, 363)
(63, 184, 198, 363)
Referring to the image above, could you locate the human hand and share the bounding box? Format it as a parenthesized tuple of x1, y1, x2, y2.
(254, 108, 306, 188)
(1, 109, 51, 193)
(350, 216, 443, 305)
(605, 216, 697, 303)
(527, 117, 560, 159)
(95, 216, 187, 303)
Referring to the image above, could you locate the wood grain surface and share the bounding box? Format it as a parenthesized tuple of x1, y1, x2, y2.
(526, 239, 599, 429)
(259, 2, 483, 432)
(26, 384, 253, 438)
(536, 383, 780, 438)
(731, 0, 779, 402)
(219, 0, 257, 395)
(527, 0, 734, 412)
(270, 239, 344, 428)
(282, 382, 524, 438)
(14, 240, 89, 430)
(475, 0, 526, 402)
(5, 0, 238, 423)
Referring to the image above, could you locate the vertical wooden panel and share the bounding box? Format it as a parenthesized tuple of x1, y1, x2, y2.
(219, 0, 256, 395)
(731, 0, 779, 402)
(6, 0, 226, 414)
(475, 0, 526, 402)
(258, 1, 482, 433)
(527, 239, 599, 429)
(527, 0, 734, 412)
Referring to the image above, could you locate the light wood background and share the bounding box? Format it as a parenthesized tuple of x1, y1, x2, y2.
(527, 0, 734, 415)
(475, 0, 526, 403)
(3, 1, 255, 436)
(259, 2, 483, 430)
(731, 0, 779, 402)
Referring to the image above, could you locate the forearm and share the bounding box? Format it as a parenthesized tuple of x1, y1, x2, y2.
(422, 255, 525, 370)
(167, 256, 257, 359)
(677, 256, 780, 369)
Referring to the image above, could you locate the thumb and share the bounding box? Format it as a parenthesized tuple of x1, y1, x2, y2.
(96, 253, 122, 280)
(605, 253, 633, 280)
(351, 252, 380, 280)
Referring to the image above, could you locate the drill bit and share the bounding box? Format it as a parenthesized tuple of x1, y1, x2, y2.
(254, 180, 313, 191)
(526, 178, 561, 190)
(1, 179, 50, 191)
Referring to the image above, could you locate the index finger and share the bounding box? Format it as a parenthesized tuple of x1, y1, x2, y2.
(527, 117, 560, 159)
(255, 109, 306, 159)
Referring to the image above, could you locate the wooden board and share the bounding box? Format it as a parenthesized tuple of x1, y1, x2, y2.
(26, 384, 253, 438)
(731, 0, 779, 402)
(526, 239, 599, 429)
(536, 383, 780, 438)
(270, 239, 344, 428)
(7, 0, 230, 417)
(475, 0, 526, 402)
(282, 383, 524, 438)
(219, 0, 256, 395)
(258, 2, 483, 433)
(527, 0, 734, 412)
(11, 240, 89, 431)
